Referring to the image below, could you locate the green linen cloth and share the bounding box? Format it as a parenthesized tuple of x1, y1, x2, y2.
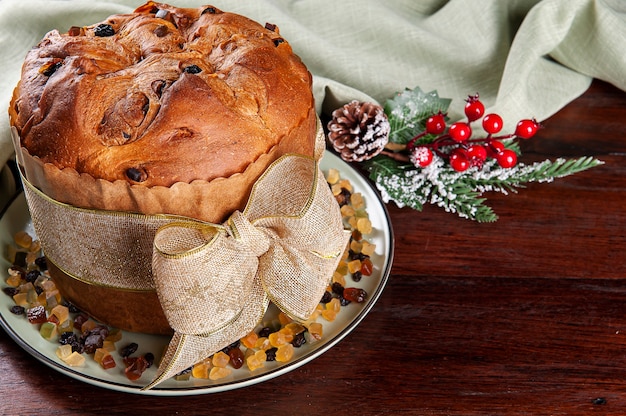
(1, 0, 624, 173)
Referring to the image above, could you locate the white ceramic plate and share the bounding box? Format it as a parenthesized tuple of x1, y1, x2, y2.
(0, 151, 393, 396)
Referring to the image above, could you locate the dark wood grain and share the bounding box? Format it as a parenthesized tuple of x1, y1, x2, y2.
(1, 80, 625, 415)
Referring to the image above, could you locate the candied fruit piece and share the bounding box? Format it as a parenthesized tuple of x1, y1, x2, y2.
(348, 259, 362, 274)
(343, 287, 368, 303)
(278, 312, 292, 326)
(125, 356, 148, 381)
(12, 293, 28, 307)
(275, 344, 294, 362)
(284, 322, 305, 335)
(100, 354, 116, 370)
(50, 304, 69, 324)
(332, 272, 346, 287)
(192, 360, 212, 379)
(212, 351, 230, 368)
(326, 168, 340, 185)
(308, 322, 323, 341)
(357, 217, 373, 234)
(56, 344, 73, 361)
(240, 331, 258, 349)
(321, 309, 337, 321)
(174, 372, 192, 381)
(27, 305, 47, 324)
(337, 179, 352, 192)
(246, 350, 266, 371)
(14, 231, 33, 249)
(209, 366, 232, 380)
(350, 240, 363, 254)
(361, 241, 376, 256)
(94, 348, 109, 364)
(6, 273, 22, 287)
(340, 204, 356, 218)
(327, 297, 341, 313)
(57, 318, 74, 334)
(268, 331, 289, 347)
(254, 337, 271, 351)
(64, 351, 86, 367)
(350, 192, 365, 209)
(39, 322, 58, 341)
(360, 258, 374, 276)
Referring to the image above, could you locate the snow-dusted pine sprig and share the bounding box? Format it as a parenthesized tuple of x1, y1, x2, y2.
(327, 87, 603, 222)
(366, 152, 603, 222)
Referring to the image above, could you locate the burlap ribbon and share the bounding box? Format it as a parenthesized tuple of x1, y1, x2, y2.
(21, 144, 349, 389)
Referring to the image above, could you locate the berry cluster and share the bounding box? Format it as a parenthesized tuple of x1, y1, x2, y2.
(407, 94, 541, 172)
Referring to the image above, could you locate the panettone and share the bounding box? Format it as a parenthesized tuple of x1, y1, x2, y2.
(8, 2, 318, 334)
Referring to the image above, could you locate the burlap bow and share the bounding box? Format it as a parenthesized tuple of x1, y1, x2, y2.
(20, 147, 349, 390)
(146, 154, 349, 389)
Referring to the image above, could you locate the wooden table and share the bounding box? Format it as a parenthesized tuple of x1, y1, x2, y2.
(1, 80, 625, 415)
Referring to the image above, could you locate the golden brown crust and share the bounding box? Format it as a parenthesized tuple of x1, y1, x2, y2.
(9, 2, 315, 189)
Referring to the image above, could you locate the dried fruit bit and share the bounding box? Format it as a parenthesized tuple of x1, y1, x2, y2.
(347, 259, 362, 274)
(27, 305, 47, 324)
(228, 348, 245, 369)
(14, 231, 32, 249)
(192, 359, 212, 379)
(124, 356, 148, 381)
(343, 288, 368, 303)
(245, 349, 267, 371)
(307, 322, 323, 341)
(174, 368, 192, 381)
(360, 258, 374, 276)
(240, 331, 258, 349)
(9, 305, 25, 315)
(62, 350, 86, 367)
(212, 351, 230, 368)
(94, 348, 116, 369)
(326, 168, 340, 185)
(120, 342, 138, 358)
(39, 322, 58, 341)
(361, 241, 376, 256)
(209, 366, 232, 380)
(49, 304, 69, 324)
(56, 344, 73, 361)
(356, 217, 373, 234)
(278, 311, 292, 326)
(269, 330, 292, 347)
(275, 344, 294, 362)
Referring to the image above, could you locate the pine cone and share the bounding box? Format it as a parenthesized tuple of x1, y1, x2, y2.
(327, 101, 390, 162)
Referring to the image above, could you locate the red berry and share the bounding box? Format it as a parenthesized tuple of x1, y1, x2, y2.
(486, 140, 505, 158)
(464, 95, 485, 122)
(449, 149, 470, 172)
(482, 113, 503, 134)
(515, 119, 540, 139)
(467, 144, 487, 163)
(410, 146, 433, 167)
(425, 113, 446, 134)
(448, 122, 472, 143)
(496, 149, 517, 168)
